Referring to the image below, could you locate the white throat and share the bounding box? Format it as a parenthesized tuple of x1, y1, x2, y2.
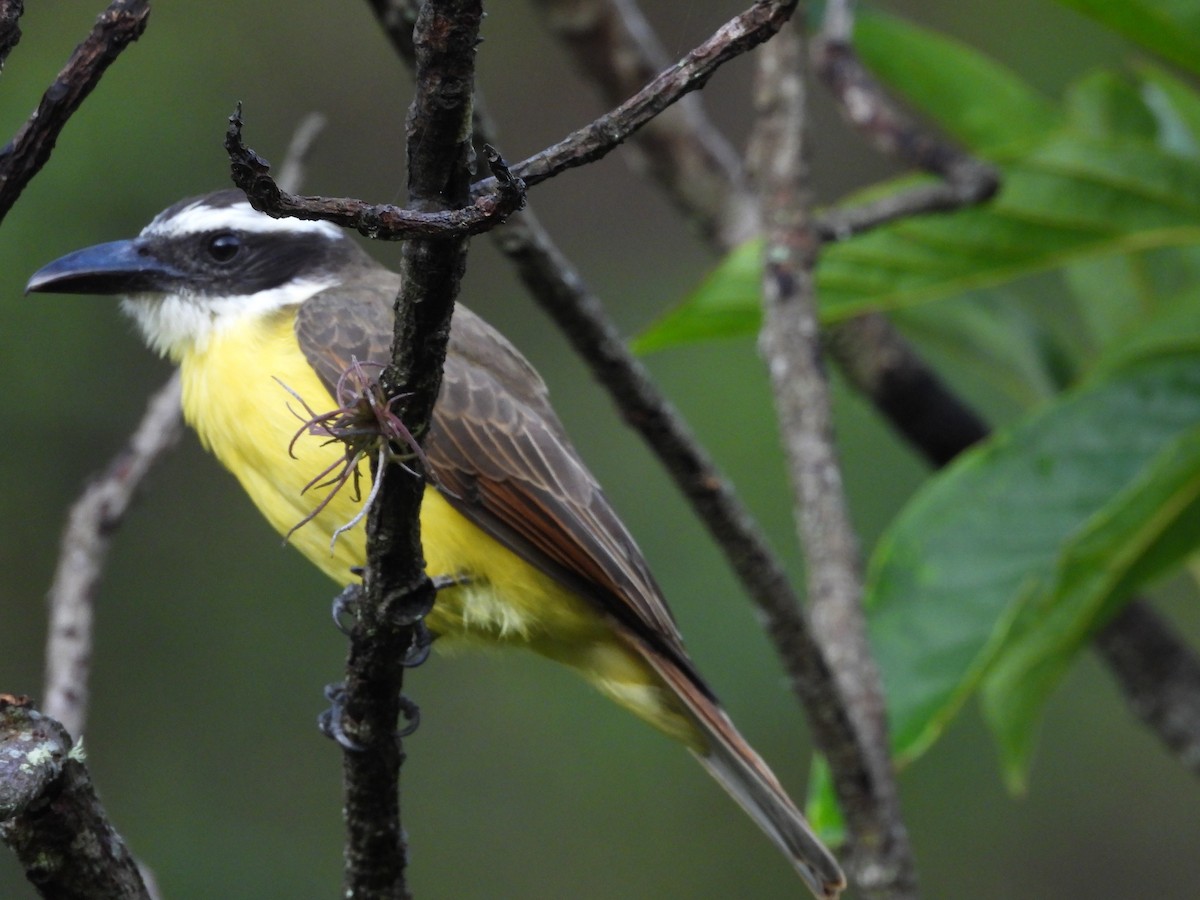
(121, 277, 338, 360)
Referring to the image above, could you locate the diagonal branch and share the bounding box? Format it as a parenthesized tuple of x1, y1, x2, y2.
(530, 0, 757, 246)
(0, 0, 150, 223)
(43, 372, 184, 739)
(247, 0, 800, 243)
(750, 20, 916, 897)
(810, 7, 997, 238)
(478, 0, 801, 193)
(1095, 602, 1200, 776)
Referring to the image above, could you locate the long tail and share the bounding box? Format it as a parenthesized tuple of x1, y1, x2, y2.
(637, 637, 846, 900)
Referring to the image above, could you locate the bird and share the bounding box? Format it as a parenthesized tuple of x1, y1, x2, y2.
(27, 189, 845, 899)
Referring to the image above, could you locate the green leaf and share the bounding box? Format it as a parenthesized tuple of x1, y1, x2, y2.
(635, 131, 1200, 353)
(1062, 254, 1153, 351)
(1092, 281, 1200, 371)
(1055, 0, 1200, 79)
(1137, 63, 1200, 158)
(829, 129, 1200, 316)
(982, 423, 1200, 789)
(1058, 67, 1200, 348)
(855, 11, 1060, 156)
(803, 757, 846, 847)
(630, 239, 760, 354)
(866, 350, 1200, 765)
(1064, 69, 1158, 142)
(893, 292, 1062, 406)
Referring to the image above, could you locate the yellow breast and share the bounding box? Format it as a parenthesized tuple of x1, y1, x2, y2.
(176, 308, 691, 742)
(177, 309, 604, 646)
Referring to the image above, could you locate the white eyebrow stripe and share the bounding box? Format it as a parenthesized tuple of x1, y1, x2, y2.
(143, 201, 344, 240)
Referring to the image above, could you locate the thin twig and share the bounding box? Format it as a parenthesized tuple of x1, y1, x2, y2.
(225, 105, 525, 240)
(810, 2, 997, 234)
(531, 0, 757, 247)
(365, 0, 416, 60)
(815, 179, 995, 241)
(241, 0, 798, 241)
(275, 111, 327, 198)
(0, 696, 151, 899)
(478, 0, 801, 194)
(339, 2, 483, 897)
(0, 0, 150, 223)
(750, 20, 916, 897)
(42, 373, 184, 738)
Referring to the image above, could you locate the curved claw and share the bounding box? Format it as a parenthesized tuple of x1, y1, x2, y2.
(318, 682, 365, 752)
(331, 584, 364, 635)
(401, 620, 434, 668)
(397, 693, 421, 738)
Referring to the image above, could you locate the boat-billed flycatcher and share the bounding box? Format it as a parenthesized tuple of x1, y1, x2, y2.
(27, 189, 844, 898)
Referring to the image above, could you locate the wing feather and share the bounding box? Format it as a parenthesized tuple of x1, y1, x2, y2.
(295, 284, 694, 667)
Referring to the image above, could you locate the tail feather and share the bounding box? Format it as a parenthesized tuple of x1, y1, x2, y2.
(639, 640, 846, 899)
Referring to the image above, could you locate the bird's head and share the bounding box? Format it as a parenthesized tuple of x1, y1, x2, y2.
(27, 189, 369, 360)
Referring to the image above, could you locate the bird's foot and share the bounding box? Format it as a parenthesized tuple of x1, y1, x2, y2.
(331, 581, 363, 635)
(318, 682, 364, 752)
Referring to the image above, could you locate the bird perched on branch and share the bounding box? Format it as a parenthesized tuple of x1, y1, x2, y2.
(28, 189, 845, 899)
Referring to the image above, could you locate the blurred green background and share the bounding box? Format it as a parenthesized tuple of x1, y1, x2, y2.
(2, 1, 1198, 897)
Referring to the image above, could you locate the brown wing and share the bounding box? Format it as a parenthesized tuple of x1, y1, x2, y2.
(295, 281, 697, 670)
(293, 277, 397, 386)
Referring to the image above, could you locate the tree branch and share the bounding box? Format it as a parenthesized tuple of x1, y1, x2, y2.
(226, 106, 524, 240)
(1095, 602, 1200, 775)
(530, 0, 757, 247)
(42, 373, 183, 740)
(273, 111, 328, 205)
(479, 0, 800, 193)
(751, 20, 916, 897)
(809, 3, 997, 239)
(241, 0, 799, 242)
(364, 0, 417, 60)
(0, 697, 151, 899)
(338, 2, 483, 897)
(0, 0, 150, 223)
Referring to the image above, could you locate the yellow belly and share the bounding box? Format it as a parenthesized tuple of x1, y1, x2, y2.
(177, 311, 695, 744)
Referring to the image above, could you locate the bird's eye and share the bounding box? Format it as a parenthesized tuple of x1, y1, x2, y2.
(207, 232, 241, 263)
